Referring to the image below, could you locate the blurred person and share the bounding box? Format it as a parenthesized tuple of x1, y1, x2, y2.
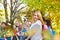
(12, 21, 22, 40)
(0, 22, 7, 40)
(26, 10, 44, 40)
(22, 20, 32, 40)
(42, 20, 53, 40)
(16, 21, 23, 40)
(46, 20, 55, 36)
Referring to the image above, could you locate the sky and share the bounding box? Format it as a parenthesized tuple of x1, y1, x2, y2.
(0, 3, 4, 10)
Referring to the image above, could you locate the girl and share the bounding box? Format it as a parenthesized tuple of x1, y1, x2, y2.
(26, 10, 44, 40)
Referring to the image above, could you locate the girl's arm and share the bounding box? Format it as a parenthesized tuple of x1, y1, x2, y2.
(26, 29, 37, 40)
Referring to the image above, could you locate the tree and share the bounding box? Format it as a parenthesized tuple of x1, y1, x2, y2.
(0, 0, 27, 37)
(2, 0, 26, 27)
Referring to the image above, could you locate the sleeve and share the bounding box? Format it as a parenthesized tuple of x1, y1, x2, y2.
(36, 20, 42, 31)
(36, 20, 42, 26)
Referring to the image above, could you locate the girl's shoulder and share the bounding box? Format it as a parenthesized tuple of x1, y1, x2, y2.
(36, 20, 42, 25)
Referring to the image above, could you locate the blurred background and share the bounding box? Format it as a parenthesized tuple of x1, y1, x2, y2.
(0, 0, 60, 40)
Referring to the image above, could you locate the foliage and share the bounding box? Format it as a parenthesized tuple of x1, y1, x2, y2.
(5, 26, 14, 37)
(23, 0, 60, 34)
(23, 0, 60, 14)
(0, 10, 5, 22)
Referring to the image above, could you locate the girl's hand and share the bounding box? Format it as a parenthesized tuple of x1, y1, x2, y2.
(4, 35, 7, 40)
(4, 34, 6, 38)
(43, 24, 48, 30)
(17, 32, 20, 36)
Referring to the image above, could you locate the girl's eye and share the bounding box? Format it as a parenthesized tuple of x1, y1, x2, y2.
(34, 15, 37, 16)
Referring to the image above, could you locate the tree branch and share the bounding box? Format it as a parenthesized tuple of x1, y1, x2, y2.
(15, 0, 23, 9)
(17, 6, 27, 13)
(10, 0, 13, 19)
(13, 6, 27, 19)
(3, 0, 8, 23)
(11, 0, 18, 20)
(16, 3, 22, 9)
(13, 0, 23, 13)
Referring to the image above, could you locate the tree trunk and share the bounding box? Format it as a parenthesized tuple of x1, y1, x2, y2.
(10, 0, 14, 27)
(3, 0, 8, 23)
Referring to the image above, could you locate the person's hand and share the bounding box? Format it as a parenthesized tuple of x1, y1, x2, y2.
(4, 38, 7, 40)
(25, 39, 28, 40)
(4, 35, 6, 38)
(17, 32, 20, 36)
(4, 35, 7, 40)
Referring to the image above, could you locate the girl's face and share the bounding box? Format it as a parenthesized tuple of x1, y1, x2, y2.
(44, 21, 47, 25)
(15, 22, 20, 27)
(1, 23, 6, 28)
(33, 12, 38, 21)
